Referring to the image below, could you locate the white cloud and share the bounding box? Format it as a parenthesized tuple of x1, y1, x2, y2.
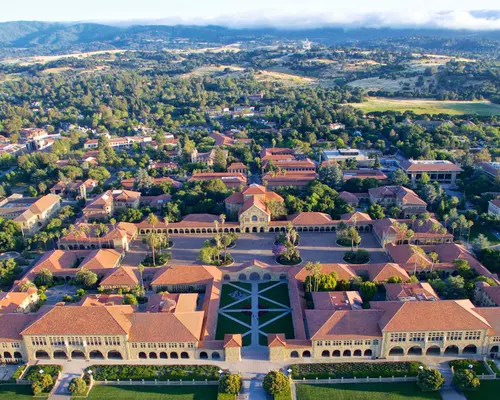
(103, 9, 500, 31)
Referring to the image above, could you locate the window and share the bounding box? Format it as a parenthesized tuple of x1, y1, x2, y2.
(317, 341, 323, 346)
(252, 215, 258, 222)
(343, 340, 352, 346)
(332, 341, 342, 346)
(354, 340, 363, 346)
(464, 331, 481, 341)
(324, 341, 331, 346)
(390, 333, 406, 343)
(409, 333, 425, 342)
(446, 332, 462, 341)
(428, 332, 444, 342)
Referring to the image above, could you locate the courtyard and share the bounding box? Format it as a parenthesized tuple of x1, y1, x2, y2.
(215, 280, 294, 347)
(145, 231, 389, 267)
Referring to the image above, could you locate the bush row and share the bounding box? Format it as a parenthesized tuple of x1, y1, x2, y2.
(290, 361, 425, 379)
(89, 365, 220, 381)
(449, 359, 489, 375)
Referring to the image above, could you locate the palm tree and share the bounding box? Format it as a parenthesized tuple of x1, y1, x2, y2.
(311, 262, 322, 292)
(429, 252, 439, 272)
(411, 215, 417, 229)
(451, 222, 458, 237)
(138, 263, 145, 293)
(163, 216, 170, 247)
(467, 220, 474, 244)
(146, 233, 159, 266)
(147, 213, 159, 234)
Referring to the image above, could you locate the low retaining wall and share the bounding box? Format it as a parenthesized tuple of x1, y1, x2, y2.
(96, 379, 219, 386)
(293, 376, 418, 385)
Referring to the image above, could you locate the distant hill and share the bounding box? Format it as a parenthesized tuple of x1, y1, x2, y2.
(0, 21, 499, 56)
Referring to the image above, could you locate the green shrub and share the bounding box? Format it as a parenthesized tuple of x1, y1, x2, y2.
(487, 360, 500, 375)
(453, 369, 480, 391)
(263, 371, 289, 395)
(449, 359, 488, 375)
(69, 377, 87, 395)
(217, 394, 236, 400)
(11, 365, 26, 380)
(290, 362, 424, 379)
(89, 365, 219, 381)
(25, 365, 61, 382)
(417, 368, 445, 391)
(219, 374, 242, 395)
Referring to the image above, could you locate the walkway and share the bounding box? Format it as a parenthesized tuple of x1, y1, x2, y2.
(431, 360, 467, 400)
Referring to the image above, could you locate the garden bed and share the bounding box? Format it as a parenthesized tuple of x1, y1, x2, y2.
(343, 250, 370, 264)
(336, 238, 354, 247)
(290, 362, 424, 379)
(449, 360, 489, 375)
(276, 256, 302, 266)
(88, 365, 219, 381)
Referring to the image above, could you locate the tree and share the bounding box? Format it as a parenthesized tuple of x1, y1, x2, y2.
(123, 293, 138, 305)
(472, 234, 490, 252)
(263, 371, 289, 395)
(319, 163, 343, 189)
(392, 169, 410, 186)
(213, 148, 227, 171)
(35, 268, 53, 287)
(453, 369, 480, 391)
(417, 369, 445, 392)
(367, 204, 385, 219)
(69, 377, 87, 395)
(76, 269, 98, 288)
(360, 281, 377, 301)
(429, 252, 439, 272)
(219, 374, 242, 395)
(345, 227, 361, 251)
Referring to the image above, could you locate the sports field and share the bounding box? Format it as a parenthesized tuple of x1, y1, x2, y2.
(347, 98, 500, 116)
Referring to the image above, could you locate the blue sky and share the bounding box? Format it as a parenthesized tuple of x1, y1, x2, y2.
(2, 1, 500, 30)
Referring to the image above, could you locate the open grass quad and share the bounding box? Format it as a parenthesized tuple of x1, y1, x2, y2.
(82, 385, 218, 400)
(296, 382, 441, 400)
(463, 379, 500, 400)
(0, 384, 38, 399)
(346, 97, 500, 116)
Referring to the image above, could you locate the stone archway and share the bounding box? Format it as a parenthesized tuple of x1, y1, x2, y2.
(444, 345, 459, 355)
(250, 272, 260, 281)
(89, 350, 104, 359)
(426, 346, 441, 356)
(389, 347, 404, 356)
(35, 350, 50, 360)
(108, 351, 123, 360)
(407, 346, 423, 356)
(200, 352, 208, 359)
(71, 350, 86, 359)
(463, 345, 477, 355)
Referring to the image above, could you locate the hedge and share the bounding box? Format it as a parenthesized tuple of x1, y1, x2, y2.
(487, 360, 500, 375)
(290, 362, 425, 379)
(449, 360, 489, 375)
(89, 365, 220, 381)
(217, 394, 236, 400)
(25, 365, 61, 381)
(10, 365, 26, 380)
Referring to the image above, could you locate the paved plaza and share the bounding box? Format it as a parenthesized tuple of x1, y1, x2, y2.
(128, 231, 390, 267)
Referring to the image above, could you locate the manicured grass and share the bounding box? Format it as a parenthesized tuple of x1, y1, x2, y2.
(346, 97, 500, 116)
(296, 382, 441, 400)
(259, 311, 286, 325)
(259, 283, 290, 307)
(215, 314, 250, 340)
(260, 312, 295, 339)
(242, 333, 251, 346)
(219, 285, 250, 308)
(258, 297, 287, 309)
(469, 224, 500, 245)
(464, 379, 500, 400)
(449, 359, 489, 375)
(225, 297, 252, 310)
(274, 388, 292, 400)
(223, 310, 252, 326)
(258, 281, 278, 290)
(487, 360, 500, 375)
(0, 384, 35, 399)
(228, 282, 252, 291)
(259, 333, 268, 346)
(86, 385, 218, 399)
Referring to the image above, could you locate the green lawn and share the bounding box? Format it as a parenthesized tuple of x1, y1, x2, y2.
(464, 379, 500, 400)
(469, 224, 500, 245)
(85, 385, 218, 399)
(258, 281, 279, 290)
(219, 284, 250, 308)
(347, 98, 500, 116)
(258, 297, 287, 309)
(296, 383, 441, 400)
(228, 282, 252, 291)
(259, 283, 290, 307)
(260, 312, 295, 339)
(215, 314, 250, 341)
(225, 297, 252, 310)
(223, 310, 252, 325)
(0, 384, 35, 399)
(259, 311, 285, 325)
